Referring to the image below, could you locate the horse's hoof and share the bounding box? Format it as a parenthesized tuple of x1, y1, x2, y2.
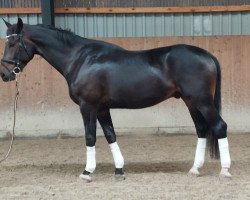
(188, 166, 200, 177)
(115, 174, 126, 181)
(114, 168, 125, 181)
(219, 168, 232, 179)
(79, 174, 92, 182)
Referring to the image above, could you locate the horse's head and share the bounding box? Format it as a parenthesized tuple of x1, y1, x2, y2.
(0, 18, 35, 81)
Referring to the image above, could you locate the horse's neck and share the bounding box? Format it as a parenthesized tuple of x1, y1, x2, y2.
(28, 26, 83, 78)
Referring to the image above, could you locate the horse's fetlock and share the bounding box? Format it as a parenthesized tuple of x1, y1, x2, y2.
(86, 135, 96, 146)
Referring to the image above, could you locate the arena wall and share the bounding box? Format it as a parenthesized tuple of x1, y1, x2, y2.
(0, 36, 249, 138)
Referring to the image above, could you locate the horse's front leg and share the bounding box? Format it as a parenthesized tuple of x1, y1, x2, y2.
(97, 109, 125, 180)
(78, 102, 97, 182)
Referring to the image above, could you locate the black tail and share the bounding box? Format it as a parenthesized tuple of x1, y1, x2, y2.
(207, 55, 221, 159)
(213, 56, 222, 113)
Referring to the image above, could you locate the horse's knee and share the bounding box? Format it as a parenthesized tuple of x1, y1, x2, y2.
(213, 120, 227, 139)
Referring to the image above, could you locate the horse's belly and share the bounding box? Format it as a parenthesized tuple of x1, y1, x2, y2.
(109, 95, 167, 109)
(108, 82, 172, 109)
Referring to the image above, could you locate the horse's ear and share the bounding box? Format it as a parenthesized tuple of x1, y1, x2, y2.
(15, 18, 23, 34)
(2, 18, 12, 28)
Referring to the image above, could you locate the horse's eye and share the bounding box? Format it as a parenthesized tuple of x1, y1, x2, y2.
(8, 41, 15, 47)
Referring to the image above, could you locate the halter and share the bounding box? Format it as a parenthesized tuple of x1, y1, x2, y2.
(1, 33, 31, 75)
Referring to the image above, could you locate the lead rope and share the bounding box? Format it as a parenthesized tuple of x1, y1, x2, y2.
(0, 77, 19, 163)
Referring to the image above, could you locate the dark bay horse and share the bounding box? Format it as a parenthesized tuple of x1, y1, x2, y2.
(0, 18, 231, 181)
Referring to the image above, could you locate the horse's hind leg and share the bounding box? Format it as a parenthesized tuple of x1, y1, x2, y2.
(197, 103, 232, 178)
(184, 101, 209, 176)
(97, 109, 125, 180)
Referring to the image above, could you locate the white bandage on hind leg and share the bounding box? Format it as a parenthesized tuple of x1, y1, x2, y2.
(218, 138, 231, 169)
(109, 142, 124, 168)
(85, 146, 96, 173)
(193, 138, 207, 169)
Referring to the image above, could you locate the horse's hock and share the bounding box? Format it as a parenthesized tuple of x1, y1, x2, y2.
(0, 36, 249, 138)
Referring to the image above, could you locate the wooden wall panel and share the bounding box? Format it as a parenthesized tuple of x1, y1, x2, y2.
(1, 6, 250, 14)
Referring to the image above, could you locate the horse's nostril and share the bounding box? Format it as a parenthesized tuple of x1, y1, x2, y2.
(1, 73, 8, 81)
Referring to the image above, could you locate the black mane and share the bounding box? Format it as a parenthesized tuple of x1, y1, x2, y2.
(37, 24, 81, 44)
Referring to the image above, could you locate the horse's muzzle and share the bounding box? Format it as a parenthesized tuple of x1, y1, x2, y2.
(0, 71, 15, 82)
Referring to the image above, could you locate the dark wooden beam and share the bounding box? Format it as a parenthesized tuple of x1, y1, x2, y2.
(41, 0, 54, 26)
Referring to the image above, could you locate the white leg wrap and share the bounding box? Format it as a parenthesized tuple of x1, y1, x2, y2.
(218, 138, 231, 169)
(193, 138, 207, 169)
(109, 142, 124, 169)
(85, 146, 96, 173)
